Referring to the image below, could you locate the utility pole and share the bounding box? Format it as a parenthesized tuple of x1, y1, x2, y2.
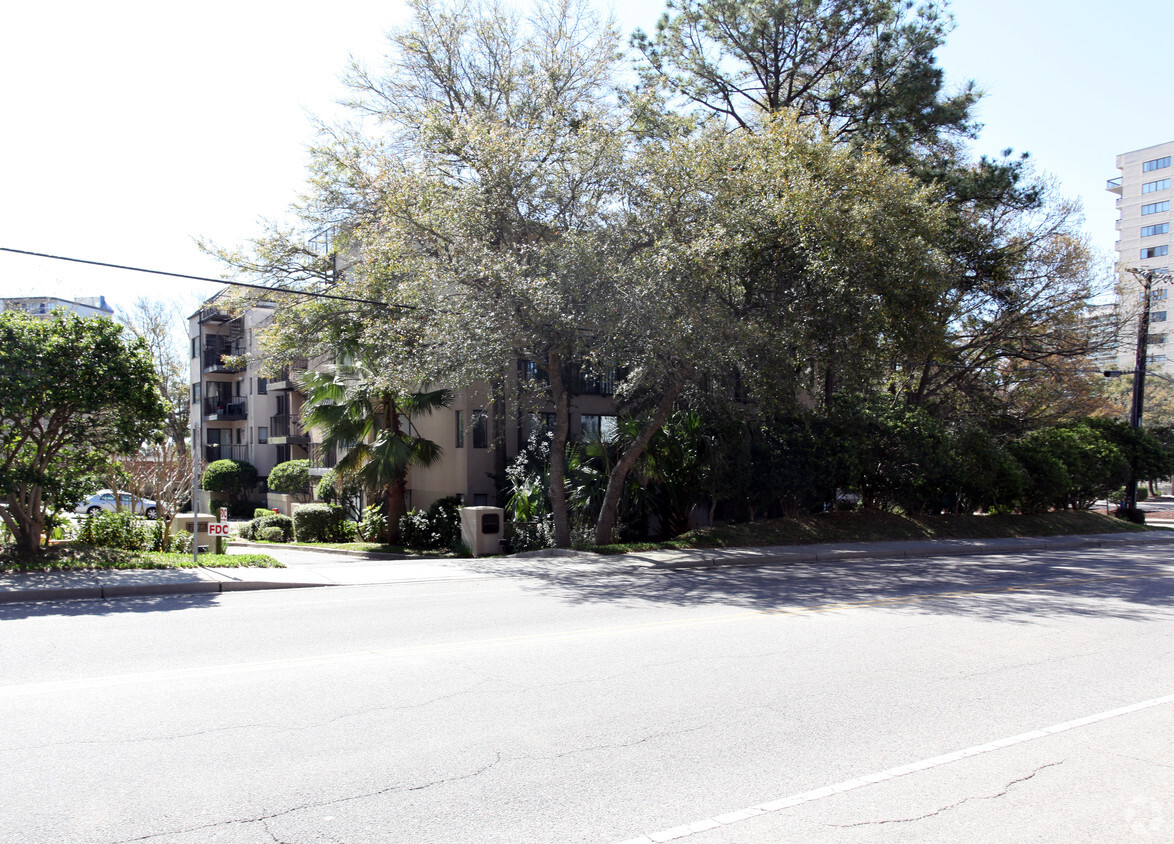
(1120, 268, 1157, 519)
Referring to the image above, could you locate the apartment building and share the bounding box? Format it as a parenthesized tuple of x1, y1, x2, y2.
(1108, 141, 1174, 373)
(189, 295, 309, 486)
(190, 292, 620, 512)
(3, 295, 114, 319)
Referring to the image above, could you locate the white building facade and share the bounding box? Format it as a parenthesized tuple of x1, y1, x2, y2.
(1108, 141, 1174, 373)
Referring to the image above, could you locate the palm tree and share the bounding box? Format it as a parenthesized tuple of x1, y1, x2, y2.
(300, 363, 451, 544)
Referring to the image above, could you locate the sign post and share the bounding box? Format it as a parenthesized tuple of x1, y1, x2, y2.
(208, 507, 230, 554)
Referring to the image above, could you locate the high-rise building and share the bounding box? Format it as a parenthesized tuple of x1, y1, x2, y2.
(1108, 141, 1174, 373)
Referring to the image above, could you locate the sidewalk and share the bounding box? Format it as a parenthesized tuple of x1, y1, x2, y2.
(3, 529, 1173, 605)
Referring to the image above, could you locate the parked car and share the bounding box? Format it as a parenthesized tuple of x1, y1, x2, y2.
(74, 490, 157, 519)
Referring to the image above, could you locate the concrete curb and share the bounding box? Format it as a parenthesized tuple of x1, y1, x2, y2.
(0, 579, 332, 605)
(4, 530, 1171, 606)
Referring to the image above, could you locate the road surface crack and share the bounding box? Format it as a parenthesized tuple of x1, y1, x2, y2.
(830, 761, 1063, 828)
(107, 752, 503, 843)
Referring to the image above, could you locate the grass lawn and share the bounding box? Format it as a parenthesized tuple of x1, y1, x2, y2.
(235, 537, 459, 557)
(0, 544, 283, 573)
(592, 510, 1154, 554)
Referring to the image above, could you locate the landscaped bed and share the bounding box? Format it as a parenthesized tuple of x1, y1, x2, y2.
(593, 510, 1155, 554)
(0, 545, 283, 573)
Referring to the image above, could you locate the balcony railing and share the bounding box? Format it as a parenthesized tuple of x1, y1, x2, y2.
(270, 413, 309, 444)
(204, 397, 247, 420)
(269, 360, 308, 391)
(309, 442, 338, 474)
(205, 444, 249, 463)
(1106, 177, 1123, 194)
(202, 344, 245, 373)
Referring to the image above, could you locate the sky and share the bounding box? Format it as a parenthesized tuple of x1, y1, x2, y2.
(2, 0, 1173, 320)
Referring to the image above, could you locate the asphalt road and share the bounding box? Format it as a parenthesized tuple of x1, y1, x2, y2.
(1, 544, 1171, 843)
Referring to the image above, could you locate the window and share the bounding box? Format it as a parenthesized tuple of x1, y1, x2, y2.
(1145, 288, 1169, 302)
(236, 428, 244, 444)
(1141, 245, 1169, 259)
(473, 493, 489, 506)
(1147, 333, 1167, 345)
(472, 409, 488, 448)
(1152, 311, 1168, 323)
(191, 383, 201, 404)
(1142, 179, 1170, 194)
(1143, 156, 1172, 172)
(191, 337, 198, 359)
(581, 414, 601, 441)
(1150, 354, 1168, 363)
(257, 377, 267, 395)
(258, 427, 268, 444)
(1142, 223, 1170, 237)
(455, 410, 464, 448)
(1142, 201, 1169, 215)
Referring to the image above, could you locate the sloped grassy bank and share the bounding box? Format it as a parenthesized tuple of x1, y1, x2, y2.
(595, 510, 1153, 554)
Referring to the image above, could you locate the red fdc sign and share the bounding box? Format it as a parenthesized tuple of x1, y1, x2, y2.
(208, 522, 230, 537)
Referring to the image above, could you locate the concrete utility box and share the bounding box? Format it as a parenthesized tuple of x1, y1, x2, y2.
(171, 514, 217, 536)
(460, 507, 504, 557)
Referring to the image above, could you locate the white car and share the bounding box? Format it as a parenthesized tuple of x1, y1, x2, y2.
(74, 490, 157, 519)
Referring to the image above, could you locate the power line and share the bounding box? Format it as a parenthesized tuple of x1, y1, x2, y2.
(0, 246, 414, 310)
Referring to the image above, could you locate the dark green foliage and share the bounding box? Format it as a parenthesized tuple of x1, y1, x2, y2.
(952, 427, 1024, 513)
(201, 459, 258, 506)
(399, 495, 464, 550)
(841, 400, 960, 515)
(240, 513, 294, 542)
(266, 459, 311, 501)
(292, 503, 348, 543)
(0, 311, 166, 555)
(316, 469, 364, 520)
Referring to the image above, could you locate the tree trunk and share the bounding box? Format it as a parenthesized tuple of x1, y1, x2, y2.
(593, 379, 682, 545)
(547, 350, 572, 548)
(386, 480, 407, 544)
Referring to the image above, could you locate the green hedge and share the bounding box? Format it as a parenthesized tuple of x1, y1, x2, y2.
(293, 503, 348, 543)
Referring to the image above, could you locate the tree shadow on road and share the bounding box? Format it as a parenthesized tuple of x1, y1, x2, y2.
(0, 591, 223, 621)
(460, 544, 1174, 624)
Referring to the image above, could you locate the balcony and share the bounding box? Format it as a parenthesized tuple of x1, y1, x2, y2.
(270, 413, 309, 445)
(203, 344, 245, 374)
(1106, 177, 1123, 195)
(205, 443, 250, 463)
(204, 396, 247, 421)
(308, 442, 338, 476)
(269, 360, 308, 391)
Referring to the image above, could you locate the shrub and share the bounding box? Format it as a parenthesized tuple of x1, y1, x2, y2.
(255, 507, 277, 519)
(201, 459, 258, 509)
(267, 460, 312, 502)
(241, 513, 293, 542)
(293, 503, 347, 543)
(316, 470, 364, 520)
(168, 530, 192, 553)
(78, 511, 152, 551)
(399, 495, 464, 550)
(259, 526, 287, 543)
(358, 504, 389, 543)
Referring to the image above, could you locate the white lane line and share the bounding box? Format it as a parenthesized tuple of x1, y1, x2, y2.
(616, 693, 1174, 844)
